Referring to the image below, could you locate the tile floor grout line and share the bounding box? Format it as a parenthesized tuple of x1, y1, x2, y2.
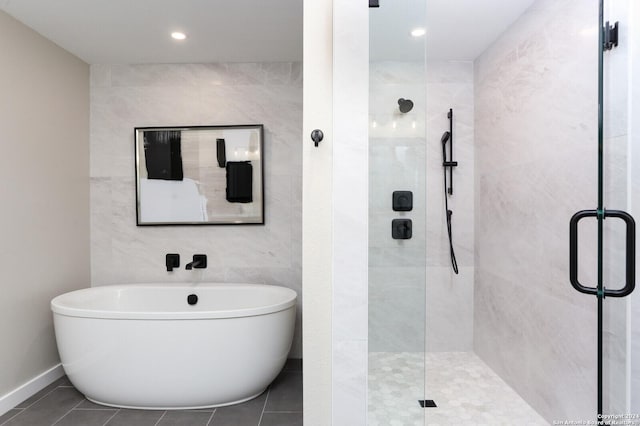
(0, 409, 24, 426)
(15, 384, 61, 411)
(262, 410, 303, 413)
(205, 408, 216, 426)
(50, 399, 85, 426)
(153, 410, 167, 426)
(102, 408, 120, 426)
(256, 389, 271, 426)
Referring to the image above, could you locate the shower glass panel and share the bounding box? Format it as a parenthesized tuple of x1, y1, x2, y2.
(369, 0, 635, 422)
(368, 0, 427, 424)
(601, 0, 632, 415)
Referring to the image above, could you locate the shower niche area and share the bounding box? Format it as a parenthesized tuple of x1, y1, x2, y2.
(367, 0, 640, 424)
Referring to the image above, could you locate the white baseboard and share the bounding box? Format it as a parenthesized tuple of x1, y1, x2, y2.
(0, 364, 64, 416)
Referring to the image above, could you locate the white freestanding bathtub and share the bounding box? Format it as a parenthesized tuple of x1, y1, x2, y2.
(51, 283, 296, 409)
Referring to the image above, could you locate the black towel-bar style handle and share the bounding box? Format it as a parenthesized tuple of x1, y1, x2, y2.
(569, 209, 636, 297)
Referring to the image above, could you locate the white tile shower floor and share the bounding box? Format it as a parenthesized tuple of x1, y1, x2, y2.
(368, 352, 549, 426)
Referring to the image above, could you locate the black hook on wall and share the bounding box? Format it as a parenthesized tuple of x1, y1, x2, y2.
(311, 129, 324, 147)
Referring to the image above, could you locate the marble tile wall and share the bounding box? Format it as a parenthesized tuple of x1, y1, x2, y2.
(368, 60, 474, 353)
(475, 0, 632, 420)
(332, 0, 369, 423)
(89, 63, 303, 357)
(601, 0, 631, 415)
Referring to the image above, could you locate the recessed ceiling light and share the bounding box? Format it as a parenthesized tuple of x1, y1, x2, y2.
(411, 28, 426, 37)
(171, 32, 187, 40)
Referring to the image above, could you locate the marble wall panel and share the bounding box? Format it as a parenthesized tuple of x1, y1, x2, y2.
(631, 0, 640, 412)
(475, 0, 632, 420)
(333, 1, 369, 423)
(89, 63, 303, 357)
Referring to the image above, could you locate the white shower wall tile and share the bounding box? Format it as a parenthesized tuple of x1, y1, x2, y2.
(89, 63, 303, 357)
(603, 296, 629, 415)
(475, 0, 631, 418)
(474, 268, 597, 422)
(370, 61, 425, 86)
(425, 267, 474, 352)
(332, 340, 368, 426)
(333, 1, 369, 423)
(475, 2, 598, 175)
(603, 0, 629, 140)
(426, 61, 475, 84)
(630, 0, 640, 412)
(474, 154, 599, 313)
(369, 266, 426, 353)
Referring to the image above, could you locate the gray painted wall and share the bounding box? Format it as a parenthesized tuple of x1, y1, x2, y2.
(0, 10, 90, 397)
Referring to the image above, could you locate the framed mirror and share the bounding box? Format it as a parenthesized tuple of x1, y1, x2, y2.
(135, 124, 264, 225)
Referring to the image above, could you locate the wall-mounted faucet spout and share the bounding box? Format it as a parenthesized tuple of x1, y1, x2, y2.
(186, 254, 207, 270)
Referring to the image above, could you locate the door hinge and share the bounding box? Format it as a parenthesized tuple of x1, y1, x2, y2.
(604, 21, 619, 51)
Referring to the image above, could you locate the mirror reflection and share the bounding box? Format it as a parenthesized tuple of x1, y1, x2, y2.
(135, 125, 264, 225)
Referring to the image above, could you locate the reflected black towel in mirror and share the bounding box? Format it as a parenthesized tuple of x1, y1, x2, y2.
(143, 130, 184, 180)
(226, 161, 253, 203)
(216, 138, 226, 168)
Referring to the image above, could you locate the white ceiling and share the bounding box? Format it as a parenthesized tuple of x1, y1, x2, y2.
(0, 0, 303, 64)
(371, 0, 536, 61)
(0, 0, 534, 64)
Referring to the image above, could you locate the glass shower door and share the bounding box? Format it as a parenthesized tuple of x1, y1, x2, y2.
(368, 0, 427, 424)
(368, 0, 636, 423)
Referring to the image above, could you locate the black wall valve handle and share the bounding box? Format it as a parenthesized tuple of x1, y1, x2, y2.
(311, 129, 324, 147)
(166, 253, 180, 272)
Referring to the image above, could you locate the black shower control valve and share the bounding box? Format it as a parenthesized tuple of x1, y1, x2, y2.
(392, 191, 413, 211)
(392, 219, 412, 240)
(165, 253, 180, 272)
(187, 294, 198, 305)
(311, 129, 324, 147)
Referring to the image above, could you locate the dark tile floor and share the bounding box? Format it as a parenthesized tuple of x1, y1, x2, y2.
(0, 360, 302, 426)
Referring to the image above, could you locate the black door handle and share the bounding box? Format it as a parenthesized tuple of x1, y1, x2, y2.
(570, 209, 635, 297)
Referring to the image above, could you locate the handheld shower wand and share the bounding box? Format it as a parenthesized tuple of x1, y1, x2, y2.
(441, 131, 450, 145)
(441, 109, 458, 274)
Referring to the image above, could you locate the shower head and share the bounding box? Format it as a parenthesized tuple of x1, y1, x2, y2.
(398, 98, 414, 113)
(441, 131, 451, 144)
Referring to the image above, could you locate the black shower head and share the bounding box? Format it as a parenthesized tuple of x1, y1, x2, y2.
(441, 131, 451, 144)
(398, 98, 414, 113)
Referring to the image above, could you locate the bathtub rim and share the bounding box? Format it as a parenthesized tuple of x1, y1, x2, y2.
(51, 283, 297, 320)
